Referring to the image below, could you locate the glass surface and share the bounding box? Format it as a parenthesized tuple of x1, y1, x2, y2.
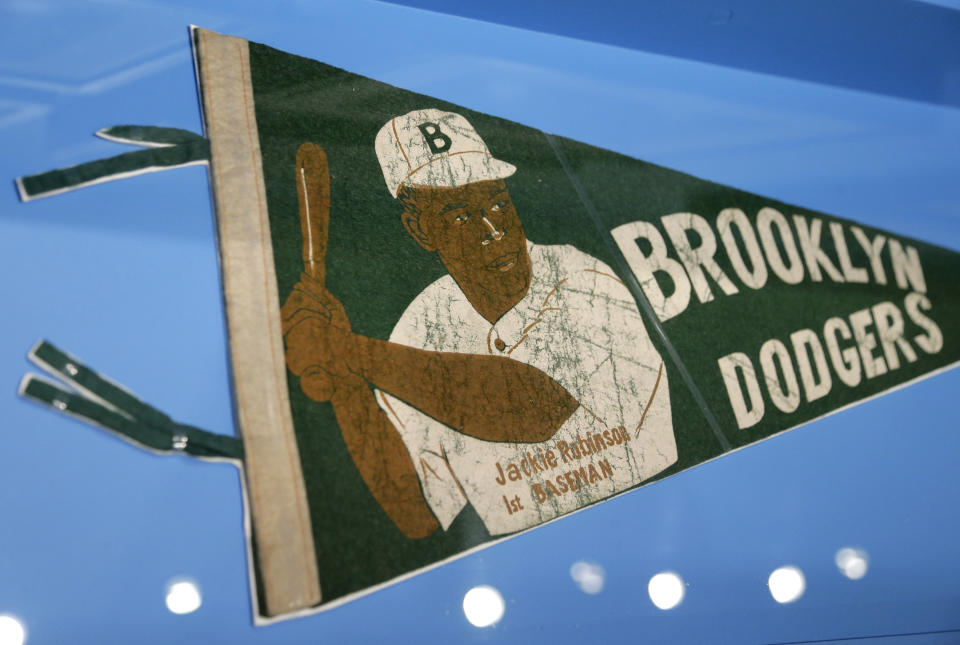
(1, 1, 958, 643)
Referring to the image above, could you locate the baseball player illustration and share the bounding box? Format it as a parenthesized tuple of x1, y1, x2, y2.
(281, 109, 677, 539)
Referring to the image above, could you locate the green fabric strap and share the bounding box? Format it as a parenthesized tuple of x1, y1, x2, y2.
(16, 125, 209, 201)
(98, 125, 206, 146)
(21, 340, 243, 461)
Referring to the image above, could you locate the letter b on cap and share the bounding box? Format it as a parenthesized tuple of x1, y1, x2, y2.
(418, 122, 452, 154)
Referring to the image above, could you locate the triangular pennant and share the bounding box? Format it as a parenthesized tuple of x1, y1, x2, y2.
(14, 27, 960, 624)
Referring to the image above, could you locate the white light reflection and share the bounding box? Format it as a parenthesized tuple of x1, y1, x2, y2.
(165, 580, 202, 615)
(570, 561, 605, 594)
(835, 547, 869, 580)
(768, 566, 805, 603)
(0, 615, 26, 645)
(462, 585, 504, 627)
(647, 572, 685, 610)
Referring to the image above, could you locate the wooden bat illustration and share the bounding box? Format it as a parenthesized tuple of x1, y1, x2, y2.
(295, 142, 335, 401)
(297, 142, 330, 284)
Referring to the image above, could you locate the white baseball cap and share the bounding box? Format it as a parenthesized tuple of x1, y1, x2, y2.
(375, 109, 516, 197)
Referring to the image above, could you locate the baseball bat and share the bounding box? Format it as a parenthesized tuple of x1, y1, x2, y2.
(296, 142, 330, 284)
(295, 142, 335, 400)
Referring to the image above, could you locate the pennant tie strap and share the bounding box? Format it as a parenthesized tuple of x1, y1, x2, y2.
(19, 340, 243, 461)
(15, 125, 209, 202)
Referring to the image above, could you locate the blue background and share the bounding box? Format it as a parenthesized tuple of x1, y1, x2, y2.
(1, 1, 958, 643)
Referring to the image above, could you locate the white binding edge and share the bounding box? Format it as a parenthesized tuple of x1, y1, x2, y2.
(95, 128, 176, 148)
(14, 175, 29, 202)
(188, 25, 207, 138)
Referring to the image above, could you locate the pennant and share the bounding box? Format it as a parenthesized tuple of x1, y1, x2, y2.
(14, 27, 960, 623)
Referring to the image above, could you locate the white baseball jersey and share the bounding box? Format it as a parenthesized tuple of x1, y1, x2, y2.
(376, 242, 677, 535)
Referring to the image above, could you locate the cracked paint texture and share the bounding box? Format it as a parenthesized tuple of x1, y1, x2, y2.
(376, 241, 676, 535)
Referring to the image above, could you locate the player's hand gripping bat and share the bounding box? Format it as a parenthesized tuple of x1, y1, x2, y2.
(292, 142, 339, 401)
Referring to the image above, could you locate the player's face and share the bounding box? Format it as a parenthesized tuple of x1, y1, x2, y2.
(409, 179, 532, 316)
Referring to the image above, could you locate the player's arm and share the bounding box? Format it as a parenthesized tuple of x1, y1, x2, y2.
(283, 302, 578, 443)
(328, 372, 440, 539)
(350, 335, 578, 442)
(281, 282, 439, 539)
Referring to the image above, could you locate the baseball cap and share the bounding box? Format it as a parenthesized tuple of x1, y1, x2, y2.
(375, 109, 516, 197)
